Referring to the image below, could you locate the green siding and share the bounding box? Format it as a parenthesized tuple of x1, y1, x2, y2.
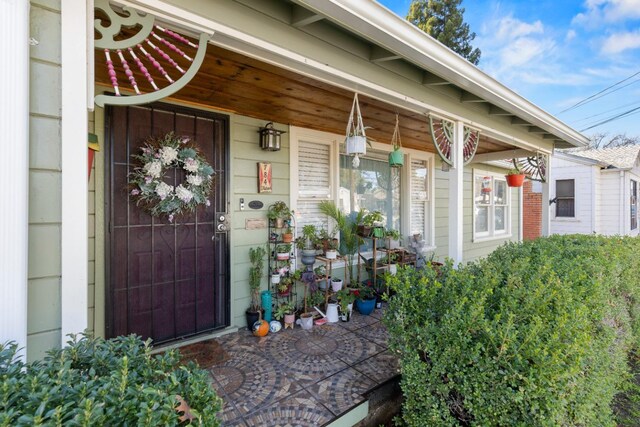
(28, 0, 62, 362)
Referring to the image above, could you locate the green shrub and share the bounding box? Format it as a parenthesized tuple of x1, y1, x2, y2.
(0, 334, 222, 426)
(384, 235, 640, 426)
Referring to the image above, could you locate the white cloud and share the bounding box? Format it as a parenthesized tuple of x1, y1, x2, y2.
(566, 29, 577, 42)
(601, 30, 640, 54)
(572, 0, 640, 27)
(495, 16, 544, 40)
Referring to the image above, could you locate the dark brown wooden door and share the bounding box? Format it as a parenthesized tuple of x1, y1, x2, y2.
(106, 103, 229, 343)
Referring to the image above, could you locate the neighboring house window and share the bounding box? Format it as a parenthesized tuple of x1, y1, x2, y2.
(292, 127, 432, 247)
(555, 179, 575, 217)
(631, 179, 638, 230)
(473, 171, 510, 239)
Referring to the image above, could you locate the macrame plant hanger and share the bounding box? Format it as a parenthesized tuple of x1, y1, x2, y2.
(345, 93, 368, 168)
(388, 113, 404, 167)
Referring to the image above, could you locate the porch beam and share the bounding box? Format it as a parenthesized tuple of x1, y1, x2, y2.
(448, 121, 464, 264)
(460, 91, 487, 103)
(0, 0, 29, 358)
(470, 148, 534, 163)
(291, 5, 323, 27)
(422, 72, 451, 86)
(370, 45, 401, 62)
(542, 134, 558, 140)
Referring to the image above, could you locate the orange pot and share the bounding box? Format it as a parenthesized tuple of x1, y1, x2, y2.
(505, 173, 525, 187)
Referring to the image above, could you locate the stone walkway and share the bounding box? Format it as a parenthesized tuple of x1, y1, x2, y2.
(181, 306, 399, 426)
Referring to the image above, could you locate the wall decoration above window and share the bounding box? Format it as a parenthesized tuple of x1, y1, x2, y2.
(128, 132, 215, 222)
(429, 116, 479, 166)
(93, 0, 210, 107)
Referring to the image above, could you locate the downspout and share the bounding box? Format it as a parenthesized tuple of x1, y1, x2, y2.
(0, 0, 29, 358)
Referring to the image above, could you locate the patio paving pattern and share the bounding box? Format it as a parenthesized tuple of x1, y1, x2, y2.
(182, 305, 399, 426)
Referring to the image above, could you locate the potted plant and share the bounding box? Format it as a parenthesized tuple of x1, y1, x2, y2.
(385, 228, 401, 249)
(354, 283, 376, 315)
(360, 210, 384, 238)
(298, 224, 319, 265)
(315, 265, 328, 290)
(505, 167, 526, 187)
(344, 93, 373, 169)
(282, 226, 294, 243)
(247, 246, 266, 331)
(331, 276, 343, 292)
(271, 272, 281, 284)
(276, 243, 291, 260)
(274, 301, 296, 329)
(336, 288, 356, 322)
(388, 113, 404, 168)
(278, 276, 293, 296)
(318, 201, 365, 286)
(387, 251, 398, 276)
(325, 237, 339, 259)
(267, 201, 291, 228)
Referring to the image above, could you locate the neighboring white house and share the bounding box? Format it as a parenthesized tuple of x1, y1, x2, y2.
(550, 146, 640, 236)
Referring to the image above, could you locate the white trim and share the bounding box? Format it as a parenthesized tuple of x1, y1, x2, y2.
(518, 186, 523, 242)
(117, 0, 563, 153)
(0, 0, 29, 358)
(448, 121, 464, 263)
(472, 170, 512, 242)
(61, 0, 89, 344)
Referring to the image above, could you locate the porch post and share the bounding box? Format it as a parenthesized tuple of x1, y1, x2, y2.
(60, 0, 89, 343)
(0, 0, 29, 357)
(541, 161, 551, 236)
(448, 121, 464, 263)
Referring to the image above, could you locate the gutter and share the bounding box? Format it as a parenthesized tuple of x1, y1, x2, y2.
(296, 0, 588, 148)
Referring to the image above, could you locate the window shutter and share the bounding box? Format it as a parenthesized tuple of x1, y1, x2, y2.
(410, 159, 428, 237)
(296, 140, 331, 229)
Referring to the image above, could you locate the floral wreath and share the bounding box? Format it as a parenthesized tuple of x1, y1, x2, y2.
(129, 132, 215, 221)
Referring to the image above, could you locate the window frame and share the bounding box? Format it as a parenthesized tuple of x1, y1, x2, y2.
(472, 169, 512, 242)
(555, 179, 576, 219)
(290, 126, 435, 250)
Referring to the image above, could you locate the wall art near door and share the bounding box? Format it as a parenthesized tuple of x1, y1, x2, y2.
(258, 162, 272, 193)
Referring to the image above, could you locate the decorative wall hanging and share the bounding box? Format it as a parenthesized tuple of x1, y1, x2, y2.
(258, 162, 272, 193)
(388, 113, 404, 168)
(513, 153, 547, 182)
(128, 132, 215, 221)
(429, 116, 480, 166)
(345, 93, 370, 168)
(93, 0, 210, 107)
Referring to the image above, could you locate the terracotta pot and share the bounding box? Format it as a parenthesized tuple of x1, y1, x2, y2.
(282, 233, 293, 243)
(505, 173, 526, 187)
(284, 313, 295, 325)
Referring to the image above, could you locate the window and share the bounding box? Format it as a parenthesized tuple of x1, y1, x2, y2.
(555, 179, 575, 217)
(631, 180, 638, 230)
(473, 172, 510, 239)
(291, 127, 433, 247)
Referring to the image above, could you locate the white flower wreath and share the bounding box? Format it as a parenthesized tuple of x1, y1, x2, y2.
(129, 132, 215, 221)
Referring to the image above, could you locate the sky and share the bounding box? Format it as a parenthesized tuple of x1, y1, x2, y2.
(377, 0, 640, 139)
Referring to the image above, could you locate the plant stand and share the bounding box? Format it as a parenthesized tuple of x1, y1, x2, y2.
(316, 255, 347, 308)
(268, 204, 297, 311)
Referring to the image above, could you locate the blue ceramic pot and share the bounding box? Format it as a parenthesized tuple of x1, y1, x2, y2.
(356, 298, 376, 315)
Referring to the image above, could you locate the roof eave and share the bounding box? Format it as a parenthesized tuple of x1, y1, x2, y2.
(295, 0, 588, 148)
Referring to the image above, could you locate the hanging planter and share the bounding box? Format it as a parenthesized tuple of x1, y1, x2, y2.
(505, 169, 526, 187)
(388, 113, 404, 168)
(344, 93, 369, 168)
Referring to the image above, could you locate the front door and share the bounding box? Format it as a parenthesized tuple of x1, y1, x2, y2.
(106, 103, 229, 343)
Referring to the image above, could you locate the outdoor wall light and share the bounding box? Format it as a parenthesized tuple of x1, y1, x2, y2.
(258, 122, 286, 151)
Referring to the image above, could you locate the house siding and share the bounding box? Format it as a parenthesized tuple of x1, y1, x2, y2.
(550, 157, 596, 235)
(27, 0, 62, 361)
(599, 171, 621, 236)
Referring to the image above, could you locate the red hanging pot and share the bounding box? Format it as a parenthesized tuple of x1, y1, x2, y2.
(505, 173, 526, 187)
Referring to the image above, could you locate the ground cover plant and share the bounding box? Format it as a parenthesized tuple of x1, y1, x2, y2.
(0, 334, 221, 426)
(384, 235, 640, 426)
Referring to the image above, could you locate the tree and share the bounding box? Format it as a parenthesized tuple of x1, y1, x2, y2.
(406, 0, 481, 65)
(587, 132, 640, 149)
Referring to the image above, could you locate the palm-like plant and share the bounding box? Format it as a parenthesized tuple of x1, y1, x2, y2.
(248, 246, 266, 312)
(318, 200, 365, 285)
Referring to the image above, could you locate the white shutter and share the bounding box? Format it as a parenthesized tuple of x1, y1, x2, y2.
(410, 159, 428, 237)
(296, 139, 331, 230)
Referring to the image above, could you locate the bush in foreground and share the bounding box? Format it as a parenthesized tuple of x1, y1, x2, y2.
(0, 334, 222, 426)
(384, 235, 640, 426)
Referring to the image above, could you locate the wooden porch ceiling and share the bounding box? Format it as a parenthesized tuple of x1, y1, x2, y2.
(95, 42, 513, 155)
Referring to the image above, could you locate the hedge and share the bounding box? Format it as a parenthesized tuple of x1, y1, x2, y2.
(0, 334, 222, 426)
(384, 235, 640, 426)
